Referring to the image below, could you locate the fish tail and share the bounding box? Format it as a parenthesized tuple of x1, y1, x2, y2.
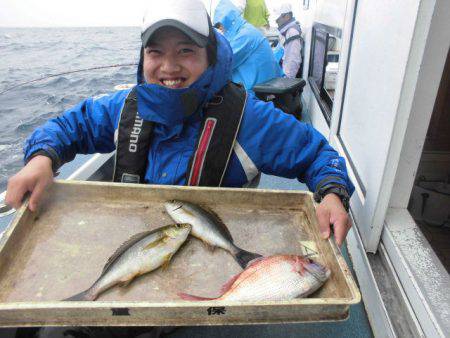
(63, 289, 95, 301)
(234, 247, 263, 269)
(178, 292, 216, 301)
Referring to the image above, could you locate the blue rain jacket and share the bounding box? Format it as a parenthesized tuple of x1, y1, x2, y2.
(213, 0, 283, 90)
(24, 30, 354, 195)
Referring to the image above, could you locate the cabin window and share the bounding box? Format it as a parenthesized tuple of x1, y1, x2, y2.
(308, 23, 342, 124)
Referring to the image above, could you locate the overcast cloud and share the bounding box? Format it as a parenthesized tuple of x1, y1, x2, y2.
(0, 0, 290, 27)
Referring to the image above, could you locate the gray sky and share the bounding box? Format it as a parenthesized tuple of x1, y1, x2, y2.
(0, 0, 287, 27)
(0, 0, 148, 27)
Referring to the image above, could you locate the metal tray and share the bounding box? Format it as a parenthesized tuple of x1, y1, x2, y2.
(0, 180, 360, 327)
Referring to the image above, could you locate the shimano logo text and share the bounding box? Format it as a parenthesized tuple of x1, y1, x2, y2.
(129, 116, 143, 153)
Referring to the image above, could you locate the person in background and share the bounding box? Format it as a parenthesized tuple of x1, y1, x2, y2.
(274, 3, 303, 78)
(243, 0, 270, 29)
(213, 0, 283, 90)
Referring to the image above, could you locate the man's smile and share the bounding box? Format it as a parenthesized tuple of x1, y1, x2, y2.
(160, 78, 186, 88)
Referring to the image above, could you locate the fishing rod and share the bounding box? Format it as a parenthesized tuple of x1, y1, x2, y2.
(0, 63, 138, 96)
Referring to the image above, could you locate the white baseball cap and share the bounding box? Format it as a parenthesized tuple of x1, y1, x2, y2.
(273, 3, 293, 20)
(141, 0, 212, 48)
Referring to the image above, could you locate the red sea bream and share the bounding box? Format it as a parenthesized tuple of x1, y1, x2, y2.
(179, 255, 331, 302)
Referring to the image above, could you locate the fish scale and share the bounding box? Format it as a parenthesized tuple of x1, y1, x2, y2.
(223, 259, 309, 301)
(179, 255, 331, 302)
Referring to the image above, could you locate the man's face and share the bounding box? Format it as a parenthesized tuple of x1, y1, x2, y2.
(276, 14, 289, 27)
(143, 27, 209, 89)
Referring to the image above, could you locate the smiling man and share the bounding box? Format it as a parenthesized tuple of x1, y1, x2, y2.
(7, 1, 353, 336)
(7, 0, 353, 253)
(143, 28, 209, 89)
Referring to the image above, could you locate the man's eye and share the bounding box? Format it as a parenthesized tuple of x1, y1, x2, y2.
(146, 49, 161, 55)
(180, 48, 194, 54)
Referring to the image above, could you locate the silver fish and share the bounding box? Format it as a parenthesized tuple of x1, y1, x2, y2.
(164, 200, 261, 268)
(179, 255, 331, 302)
(66, 223, 191, 301)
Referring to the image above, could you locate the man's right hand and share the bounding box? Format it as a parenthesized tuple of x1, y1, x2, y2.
(5, 155, 54, 212)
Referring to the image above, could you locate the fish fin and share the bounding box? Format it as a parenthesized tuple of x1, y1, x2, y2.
(119, 280, 130, 287)
(303, 261, 331, 282)
(118, 273, 138, 287)
(199, 205, 234, 242)
(63, 289, 95, 301)
(202, 241, 216, 252)
(102, 230, 155, 275)
(142, 237, 166, 251)
(102, 226, 174, 275)
(178, 292, 216, 301)
(219, 271, 243, 294)
(246, 256, 265, 269)
(161, 253, 174, 271)
(234, 248, 263, 269)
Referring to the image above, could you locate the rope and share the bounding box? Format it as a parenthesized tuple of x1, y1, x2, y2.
(0, 63, 138, 95)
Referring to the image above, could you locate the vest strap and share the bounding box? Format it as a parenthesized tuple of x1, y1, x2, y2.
(113, 88, 154, 183)
(187, 83, 247, 186)
(284, 34, 302, 46)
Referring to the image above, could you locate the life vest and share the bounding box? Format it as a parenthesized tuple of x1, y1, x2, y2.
(279, 20, 303, 47)
(112, 82, 247, 187)
(279, 19, 304, 78)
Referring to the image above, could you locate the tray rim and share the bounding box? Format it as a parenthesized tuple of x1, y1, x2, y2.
(0, 180, 361, 319)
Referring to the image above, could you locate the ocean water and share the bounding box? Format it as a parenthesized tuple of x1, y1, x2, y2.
(0, 27, 141, 192)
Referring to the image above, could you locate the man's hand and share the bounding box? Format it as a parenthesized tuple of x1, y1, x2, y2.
(315, 193, 351, 246)
(5, 155, 54, 212)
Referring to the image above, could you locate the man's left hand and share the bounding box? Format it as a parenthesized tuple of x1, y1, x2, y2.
(315, 193, 351, 246)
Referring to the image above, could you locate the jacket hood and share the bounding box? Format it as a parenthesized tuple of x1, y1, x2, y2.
(213, 0, 246, 38)
(135, 30, 233, 125)
(279, 18, 302, 36)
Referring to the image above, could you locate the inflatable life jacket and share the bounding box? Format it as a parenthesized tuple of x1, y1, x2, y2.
(112, 82, 247, 187)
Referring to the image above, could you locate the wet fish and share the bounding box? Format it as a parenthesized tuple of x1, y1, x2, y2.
(179, 255, 330, 302)
(66, 223, 191, 301)
(164, 200, 262, 268)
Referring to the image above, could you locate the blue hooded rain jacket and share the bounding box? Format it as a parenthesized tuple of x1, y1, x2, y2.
(213, 0, 283, 90)
(24, 30, 354, 195)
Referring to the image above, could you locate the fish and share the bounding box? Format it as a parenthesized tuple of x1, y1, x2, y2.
(164, 200, 262, 268)
(65, 223, 192, 301)
(179, 255, 330, 302)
